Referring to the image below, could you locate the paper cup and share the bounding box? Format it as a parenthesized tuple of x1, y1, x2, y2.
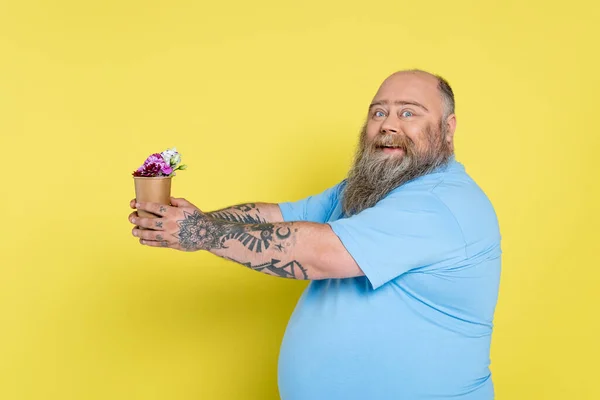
(133, 176, 172, 219)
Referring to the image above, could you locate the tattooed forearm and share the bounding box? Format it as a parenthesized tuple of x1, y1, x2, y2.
(174, 210, 311, 279)
(175, 210, 295, 252)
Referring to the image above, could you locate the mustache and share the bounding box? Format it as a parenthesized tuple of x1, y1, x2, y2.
(370, 134, 414, 150)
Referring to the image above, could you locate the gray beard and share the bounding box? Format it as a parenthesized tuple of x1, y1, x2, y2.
(342, 121, 453, 216)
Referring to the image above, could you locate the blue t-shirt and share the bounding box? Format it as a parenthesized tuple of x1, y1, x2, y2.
(276, 157, 502, 400)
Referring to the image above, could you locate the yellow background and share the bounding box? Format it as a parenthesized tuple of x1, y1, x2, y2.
(1, 0, 598, 398)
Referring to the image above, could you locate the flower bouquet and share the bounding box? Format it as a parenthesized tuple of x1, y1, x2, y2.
(132, 147, 187, 219)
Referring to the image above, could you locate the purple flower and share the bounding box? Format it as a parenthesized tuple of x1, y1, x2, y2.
(133, 153, 173, 177)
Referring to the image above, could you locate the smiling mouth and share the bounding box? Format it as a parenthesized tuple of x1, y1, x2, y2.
(377, 145, 405, 150)
(375, 145, 406, 156)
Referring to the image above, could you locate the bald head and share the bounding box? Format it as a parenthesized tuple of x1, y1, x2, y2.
(379, 69, 455, 120)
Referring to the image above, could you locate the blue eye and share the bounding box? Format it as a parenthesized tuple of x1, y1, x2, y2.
(401, 110, 413, 118)
(374, 111, 386, 118)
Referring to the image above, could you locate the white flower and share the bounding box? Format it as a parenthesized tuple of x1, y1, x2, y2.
(161, 147, 181, 168)
(170, 153, 181, 167)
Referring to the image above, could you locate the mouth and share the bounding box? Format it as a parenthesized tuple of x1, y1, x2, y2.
(376, 145, 405, 154)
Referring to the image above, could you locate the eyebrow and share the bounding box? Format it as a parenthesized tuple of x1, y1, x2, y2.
(369, 100, 429, 112)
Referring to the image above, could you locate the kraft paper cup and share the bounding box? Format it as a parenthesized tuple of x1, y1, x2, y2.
(133, 176, 172, 220)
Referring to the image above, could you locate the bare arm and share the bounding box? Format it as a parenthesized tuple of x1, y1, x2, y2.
(206, 203, 284, 224)
(131, 199, 364, 281)
(184, 216, 363, 280)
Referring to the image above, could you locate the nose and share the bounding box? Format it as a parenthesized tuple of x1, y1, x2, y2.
(380, 115, 400, 135)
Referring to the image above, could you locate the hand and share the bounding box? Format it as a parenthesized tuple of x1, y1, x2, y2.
(128, 197, 208, 251)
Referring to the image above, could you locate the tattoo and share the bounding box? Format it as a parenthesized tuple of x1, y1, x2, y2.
(210, 210, 265, 224)
(236, 258, 308, 279)
(233, 203, 256, 212)
(175, 210, 307, 278)
(156, 234, 163, 240)
(161, 241, 168, 247)
(175, 210, 217, 250)
(175, 210, 296, 253)
(156, 221, 163, 228)
(159, 206, 167, 213)
(275, 226, 291, 239)
(219, 223, 274, 252)
(208, 204, 266, 224)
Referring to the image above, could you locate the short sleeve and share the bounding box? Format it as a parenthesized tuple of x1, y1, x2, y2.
(327, 190, 467, 290)
(278, 182, 344, 223)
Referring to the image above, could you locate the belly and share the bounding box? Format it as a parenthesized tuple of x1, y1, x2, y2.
(276, 279, 494, 400)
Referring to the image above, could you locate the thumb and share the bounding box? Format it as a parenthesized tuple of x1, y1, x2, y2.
(170, 197, 193, 207)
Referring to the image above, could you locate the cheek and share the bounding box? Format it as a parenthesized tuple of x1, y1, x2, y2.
(402, 124, 426, 145)
(365, 123, 380, 142)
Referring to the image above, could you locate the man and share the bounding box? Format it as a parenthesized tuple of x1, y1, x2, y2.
(128, 69, 502, 399)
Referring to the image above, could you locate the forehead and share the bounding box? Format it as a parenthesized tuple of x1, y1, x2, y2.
(372, 72, 443, 114)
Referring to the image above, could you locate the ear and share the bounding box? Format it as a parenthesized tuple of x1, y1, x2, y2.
(444, 114, 457, 146)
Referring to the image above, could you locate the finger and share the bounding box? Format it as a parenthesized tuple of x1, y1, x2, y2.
(132, 227, 171, 242)
(140, 238, 191, 251)
(135, 201, 171, 216)
(134, 216, 166, 230)
(128, 211, 139, 223)
(170, 197, 193, 207)
(130, 199, 136, 209)
(139, 238, 172, 248)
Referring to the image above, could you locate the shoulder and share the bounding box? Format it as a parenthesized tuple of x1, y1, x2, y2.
(379, 160, 468, 212)
(403, 159, 501, 245)
(390, 159, 494, 209)
(380, 158, 499, 230)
